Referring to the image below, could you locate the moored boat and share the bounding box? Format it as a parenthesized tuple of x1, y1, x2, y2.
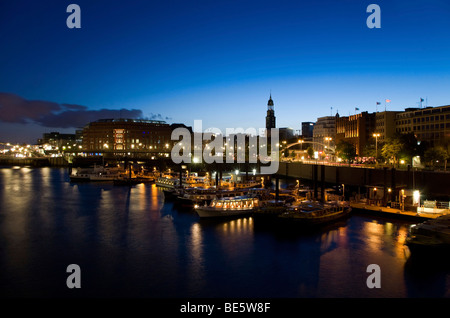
(69, 165, 122, 182)
(234, 180, 262, 189)
(113, 176, 142, 185)
(163, 187, 183, 200)
(156, 175, 180, 188)
(277, 201, 351, 226)
(405, 214, 450, 254)
(195, 195, 260, 218)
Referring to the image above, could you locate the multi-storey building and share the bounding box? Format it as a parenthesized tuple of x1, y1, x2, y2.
(37, 131, 81, 151)
(81, 118, 190, 157)
(312, 116, 335, 152)
(301, 122, 315, 139)
(335, 111, 376, 156)
(374, 111, 399, 142)
(396, 105, 450, 146)
(279, 127, 295, 142)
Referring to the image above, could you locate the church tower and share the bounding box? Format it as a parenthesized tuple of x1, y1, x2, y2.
(265, 94, 276, 137)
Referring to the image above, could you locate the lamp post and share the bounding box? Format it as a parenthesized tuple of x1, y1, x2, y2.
(324, 137, 332, 161)
(373, 133, 380, 164)
(298, 139, 304, 161)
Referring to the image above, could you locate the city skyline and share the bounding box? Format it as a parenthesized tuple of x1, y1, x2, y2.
(1, 0, 450, 143)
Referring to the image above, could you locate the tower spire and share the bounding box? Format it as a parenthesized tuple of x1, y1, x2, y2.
(265, 93, 276, 137)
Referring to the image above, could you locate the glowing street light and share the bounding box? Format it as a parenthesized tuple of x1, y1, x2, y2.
(373, 133, 380, 163)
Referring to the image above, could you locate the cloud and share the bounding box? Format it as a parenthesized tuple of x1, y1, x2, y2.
(0, 93, 167, 128)
(0, 93, 60, 123)
(147, 113, 172, 121)
(38, 108, 144, 128)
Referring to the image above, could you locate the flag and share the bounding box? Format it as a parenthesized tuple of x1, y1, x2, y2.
(385, 99, 391, 103)
(376, 102, 381, 105)
(420, 98, 424, 102)
(355, 107, 360, 111)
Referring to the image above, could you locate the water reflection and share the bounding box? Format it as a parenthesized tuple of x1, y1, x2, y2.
(0, 168, 448, 298)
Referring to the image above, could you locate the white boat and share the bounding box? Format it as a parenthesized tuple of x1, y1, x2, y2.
(234, 180, 261, 189)
(89, 167, 122, 181)
(195, 195, 260, 218)
(406, 214, 450, 253)
(183, 175, 210, 188)
(69, 170, 91, 181)
(156, 175, 180, 188)
(177, 188, 251, 207)
(69, 165, 121, 182)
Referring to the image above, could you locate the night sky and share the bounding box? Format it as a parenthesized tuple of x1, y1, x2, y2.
(1, 0, 450, 143)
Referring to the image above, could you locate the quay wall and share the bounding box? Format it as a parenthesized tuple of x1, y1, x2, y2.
(277, 162, 450, 197)
(0, 157, 68, 167)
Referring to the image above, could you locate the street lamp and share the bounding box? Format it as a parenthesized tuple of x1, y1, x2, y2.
(324, 137, 332, 158)
(373, 133, 380, 163)
(298, 139, 304, 152)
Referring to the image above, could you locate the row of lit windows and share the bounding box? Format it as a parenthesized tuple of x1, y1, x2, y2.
(397, 114, 450, 126)
(397, 123, 450, 133)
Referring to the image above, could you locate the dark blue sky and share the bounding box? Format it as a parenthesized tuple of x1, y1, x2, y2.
(1, 0, 450, 143)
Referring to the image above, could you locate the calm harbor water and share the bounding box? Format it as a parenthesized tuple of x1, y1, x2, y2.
(0, 167, 449, 298)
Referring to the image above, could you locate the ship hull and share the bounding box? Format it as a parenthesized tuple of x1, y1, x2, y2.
(195, 207, 255, 218)
(277, 207, 351, 226)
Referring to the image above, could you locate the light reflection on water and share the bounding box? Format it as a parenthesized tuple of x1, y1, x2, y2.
(0, 167, 448, 298)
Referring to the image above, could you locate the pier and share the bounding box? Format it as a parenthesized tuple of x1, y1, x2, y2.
(350, 202, 442, 221)
(277, 161, 450, 197)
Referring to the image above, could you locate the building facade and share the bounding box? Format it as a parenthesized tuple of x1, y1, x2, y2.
(312, 116, 335, 152)
(301, 122, 315, 139)
(279, 127, 295, 142)
(395, 105, 450, 146)
(374, 111, 399, 142)
(37, 131, 81, 151)
(81, 119, 189, 157)
(335, 112, 376, 156)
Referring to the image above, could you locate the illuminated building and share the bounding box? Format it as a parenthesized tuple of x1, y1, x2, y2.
(335, 111, 376, 156)
(313, 116, 335, 152)
(81, 118, 191, 157)
(395, 105, 450, 146)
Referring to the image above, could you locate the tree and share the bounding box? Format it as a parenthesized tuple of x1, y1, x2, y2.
(381, 137, 403, 165)
(336, 141, 356, 163)
(424, 146, 449, 169)
(398, 133, 423, 163)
